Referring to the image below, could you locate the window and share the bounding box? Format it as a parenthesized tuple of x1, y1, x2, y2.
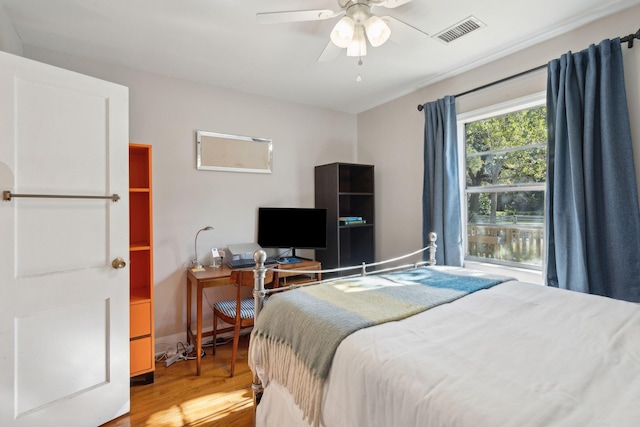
(458, 93, 546, 269)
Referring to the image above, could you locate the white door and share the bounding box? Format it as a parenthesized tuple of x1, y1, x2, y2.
(0, 51, 130, 426)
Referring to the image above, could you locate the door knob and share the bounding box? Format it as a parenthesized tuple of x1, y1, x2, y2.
(112, 257, 127, 269)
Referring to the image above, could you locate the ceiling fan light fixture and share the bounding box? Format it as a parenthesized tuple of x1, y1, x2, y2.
(364, 16, 391, 47)
(330, 16, 355, 48)
(347, 25, 367, 57)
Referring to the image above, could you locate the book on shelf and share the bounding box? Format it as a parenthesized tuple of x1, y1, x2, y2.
(339, 216, 362, 222)
(340, 219, 367, 225)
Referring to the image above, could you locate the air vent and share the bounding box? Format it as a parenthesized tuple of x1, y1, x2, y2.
(432, 16, 486, 44)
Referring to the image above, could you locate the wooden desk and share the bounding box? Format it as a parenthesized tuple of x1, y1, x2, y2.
(186, 265, 233, 375)
(186, 260, 321, 375)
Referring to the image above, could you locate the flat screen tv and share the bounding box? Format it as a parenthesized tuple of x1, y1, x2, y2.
(257, 207, 327, 257)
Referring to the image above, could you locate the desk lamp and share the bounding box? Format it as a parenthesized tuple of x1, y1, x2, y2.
(192, 226, 214, 271)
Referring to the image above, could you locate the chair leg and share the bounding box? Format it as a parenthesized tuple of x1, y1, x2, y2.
(212, 312, 217, 356)
(230, 321, 241, 377)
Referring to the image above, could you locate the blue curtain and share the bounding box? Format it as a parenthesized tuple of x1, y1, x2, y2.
(422, 95, 463, 266)
(546, 38, 640, 302)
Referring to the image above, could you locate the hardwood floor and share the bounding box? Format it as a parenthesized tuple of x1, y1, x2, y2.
(102, 336, 254, 427)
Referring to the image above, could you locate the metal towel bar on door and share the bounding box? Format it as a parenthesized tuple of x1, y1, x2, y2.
(3, 190, 120, 202)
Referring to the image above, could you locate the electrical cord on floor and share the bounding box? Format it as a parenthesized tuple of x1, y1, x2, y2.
(201, 336, 233, 349)
(163, 342, 207, 367)
(158, 334, 242, 366)
(176, 341, 206, 360)
(155, 343, 174, 363)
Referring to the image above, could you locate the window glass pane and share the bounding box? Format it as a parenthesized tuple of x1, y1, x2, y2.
(466, 146, 546, 186)
(467, 191, 544, 266)
(465, 106, 546, 187)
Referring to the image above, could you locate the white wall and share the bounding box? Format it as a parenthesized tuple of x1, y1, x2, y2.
(22, 46, 358, 343)
(358, 5, 640, 284)
(0, 3, 22, 55)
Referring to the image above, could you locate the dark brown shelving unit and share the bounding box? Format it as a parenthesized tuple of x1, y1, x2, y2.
(315, 163, 374, 271)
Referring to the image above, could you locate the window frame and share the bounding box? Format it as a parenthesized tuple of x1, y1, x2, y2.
(457, 91, 547, 272)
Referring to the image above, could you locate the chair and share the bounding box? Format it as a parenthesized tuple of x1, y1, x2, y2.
(212, 268, 275, 377)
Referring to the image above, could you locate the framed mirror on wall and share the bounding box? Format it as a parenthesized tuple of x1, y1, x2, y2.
(196, 130, 273, 173)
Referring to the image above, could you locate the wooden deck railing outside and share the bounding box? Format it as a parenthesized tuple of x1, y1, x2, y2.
(467, 218, 543, 266)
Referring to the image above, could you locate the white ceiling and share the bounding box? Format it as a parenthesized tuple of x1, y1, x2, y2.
(2, 0, 640, 114)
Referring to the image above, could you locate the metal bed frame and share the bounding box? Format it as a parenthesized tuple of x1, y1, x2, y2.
(248, 231, 438, 412)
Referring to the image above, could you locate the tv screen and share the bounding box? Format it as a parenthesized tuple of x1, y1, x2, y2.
(257, 207, 327, 253)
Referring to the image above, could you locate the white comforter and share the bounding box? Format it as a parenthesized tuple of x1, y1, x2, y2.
(256, 276, 640, 426)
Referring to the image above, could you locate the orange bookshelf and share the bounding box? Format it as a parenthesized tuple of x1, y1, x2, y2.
(129, 143, 154, 384)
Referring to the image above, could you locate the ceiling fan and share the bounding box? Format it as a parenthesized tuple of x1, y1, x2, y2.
(257, 0, 428, 63)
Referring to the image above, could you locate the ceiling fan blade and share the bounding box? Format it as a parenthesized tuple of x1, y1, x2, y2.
(257, 9, 342, 24)
(375, 0, 415, 9)
(383, 16, 429, 42)
(317, 41, 342, 62)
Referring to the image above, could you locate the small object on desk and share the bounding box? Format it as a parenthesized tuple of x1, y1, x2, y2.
(210, 248, 223, 268)
(277, 257, 302, 264)
(191, 266, 206, 272)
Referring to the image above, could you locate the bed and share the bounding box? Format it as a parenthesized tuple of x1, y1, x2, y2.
(247, 234, 640, 427)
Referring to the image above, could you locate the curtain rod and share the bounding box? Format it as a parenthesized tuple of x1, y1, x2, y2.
(417, 27, 640, 111)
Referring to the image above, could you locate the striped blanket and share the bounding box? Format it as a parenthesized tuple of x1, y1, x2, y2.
(249, 267, 509, 426)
